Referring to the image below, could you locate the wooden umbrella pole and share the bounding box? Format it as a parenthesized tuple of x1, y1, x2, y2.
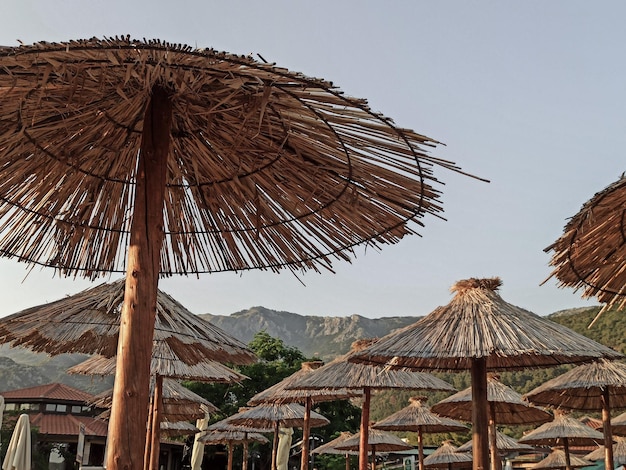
(563, 438, 572, 470)
(345, 454, 350, 470)
(228, 442, 234, 470)
(301, 396, 312, 470)
(359, 387, 371, 470)
(272, 421, 280, 470)
(471, 357, 489, 470)
(106, 84, 172, 470)
(417, 427, 424, 470)
(143, 392, 155, 470)
(370, 446, 376, 470)
(243, 439, 249, 470)
(488, 404, 501, 470)
(149, 375, 164, 470)
(602, 387, 615, 470)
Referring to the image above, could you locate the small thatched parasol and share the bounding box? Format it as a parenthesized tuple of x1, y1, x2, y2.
(335, 428, 413, 470)
(289, 339, 455, 470)
(423, 441, 473, 470)
(159, 420, 200, 438)
(248, 361, 358, 470)
(524, 359, 626, 470)
(531, 449, 592, 470)
(0, 36, 481, 470)
(374, 397, 467, 470)
(225, 403, 329, 470)
(312, 431, 358, 470)
(200, 430, 269, 470)
(350, 278, 622, 470)
(205, 419, 273, 470)
(544, 175, 626, 319)
(609, 411, 626, 436)
(519, 412, 605, 470)
(457, 430, 535, 454)
(585, 437, 626, 466)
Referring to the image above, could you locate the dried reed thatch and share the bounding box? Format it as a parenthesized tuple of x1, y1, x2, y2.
(431, 375, 551, 425)
(68, 351, 248, 383)
(0, 37, 480, 279)
(159, 420, 199, 438)
(350, 278, 622, 371)
(544, 175, 626, 317)
(457, 430, 534, 454)
(312, 432, 358, 455)
(200, 430, 269, 445)
(518, 413, 605, 447)
(225, 403, 329, 430)
(0, 279, 256, 365)
(373, 397, 467, 470)
(91, 378, 217, 421)
(335, 428, 413, 452)
(524, 359, 626, 470)
(611, 411, 626, 436)
(423, 441, 473, 468)
(585, 437, 626, 465)
(531, 449, 592, 470)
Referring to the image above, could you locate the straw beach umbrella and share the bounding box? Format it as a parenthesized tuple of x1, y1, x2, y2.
(585, 437, 626, 466)
(609, 411, 626, 436)
(289, 339, 456, 470)
(0, 37, 480, 470)
(545, 175, 626, 321)
(519, 412, 605, 470)
(531, 450, 592, 470)
(248, 361, 358, 470)
(350, 278, 622, 470)
(205, 419, 273, 470)
(524, 359, 626, 470)
(226, 403, 330, 470)
(423, 441, 473, 470)
(335, 428, 413, 470)
(374, 397, 468, 470)
(457, 430, 534, 455)
(431, 375, 551, 470)
(312, 431, 358, 470)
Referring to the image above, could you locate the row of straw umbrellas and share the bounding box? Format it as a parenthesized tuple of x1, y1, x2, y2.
(2, 276, 626, 470)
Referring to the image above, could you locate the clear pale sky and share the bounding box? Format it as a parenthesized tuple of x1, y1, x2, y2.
(0, 1, 624, 319)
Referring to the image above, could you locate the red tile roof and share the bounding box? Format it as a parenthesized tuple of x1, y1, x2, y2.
(2, 383, 95, 403)
(29, 413, 108, 438)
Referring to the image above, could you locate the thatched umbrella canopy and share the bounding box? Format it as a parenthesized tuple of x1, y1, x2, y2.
(350, 278, 622, 470)
(524, 359, 626, 470)
(159, 420, 200, 438)
(519, 412, 606, 470)
(335, 428, 413, 470)
(423, 441, 473, 470)
(457, 430, 535, 454)
(431, 375, 550, 470)
(609, 411, 626, 436)
(248, 361, 358, 470)
(0, 36, 479, 470)
(225, 403, 329, 470)
(312, 431, 358, 470)
(289, 339, 455, 470)
(531, 449, 592, 470)
(373, 396, 467, 470)
(205, 418, 273, 470)
(200, 430, 269, 470)
(585, 437, 626, 466)
(544, 175, 626, 319)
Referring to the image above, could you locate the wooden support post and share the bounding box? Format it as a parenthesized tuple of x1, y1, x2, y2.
(105, 85, 172, 470)
(359, 387, 371, 470)
(602, 387, 614, 470)
(149, 375, 164, 470)
(301, 397, 312, 470)
(417, 427, 424, 470)
(488, 403, 501, 470)
(471, 358, 489, 470)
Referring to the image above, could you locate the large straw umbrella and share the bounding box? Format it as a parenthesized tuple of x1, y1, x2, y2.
(200, 430, 269, 470)
(431, 375, 551, 470)
(524, 359, 626, 470)
(0, 37, 479, 470)
(531, 449, 592, 470)
(350, 277, 623, 470)
(457, 430, 535, 455)
(288, 339, 456, 470)
(423, 441, 473, 470)
(545, 175, 626, 321)
(335, 428, 413, 470)
(518, 412, 605, 470)
(248, 361, 358, 470)
(609, 411, 626, 436)
(373, 396, 468, 470)
(225, 403, 330, 470)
